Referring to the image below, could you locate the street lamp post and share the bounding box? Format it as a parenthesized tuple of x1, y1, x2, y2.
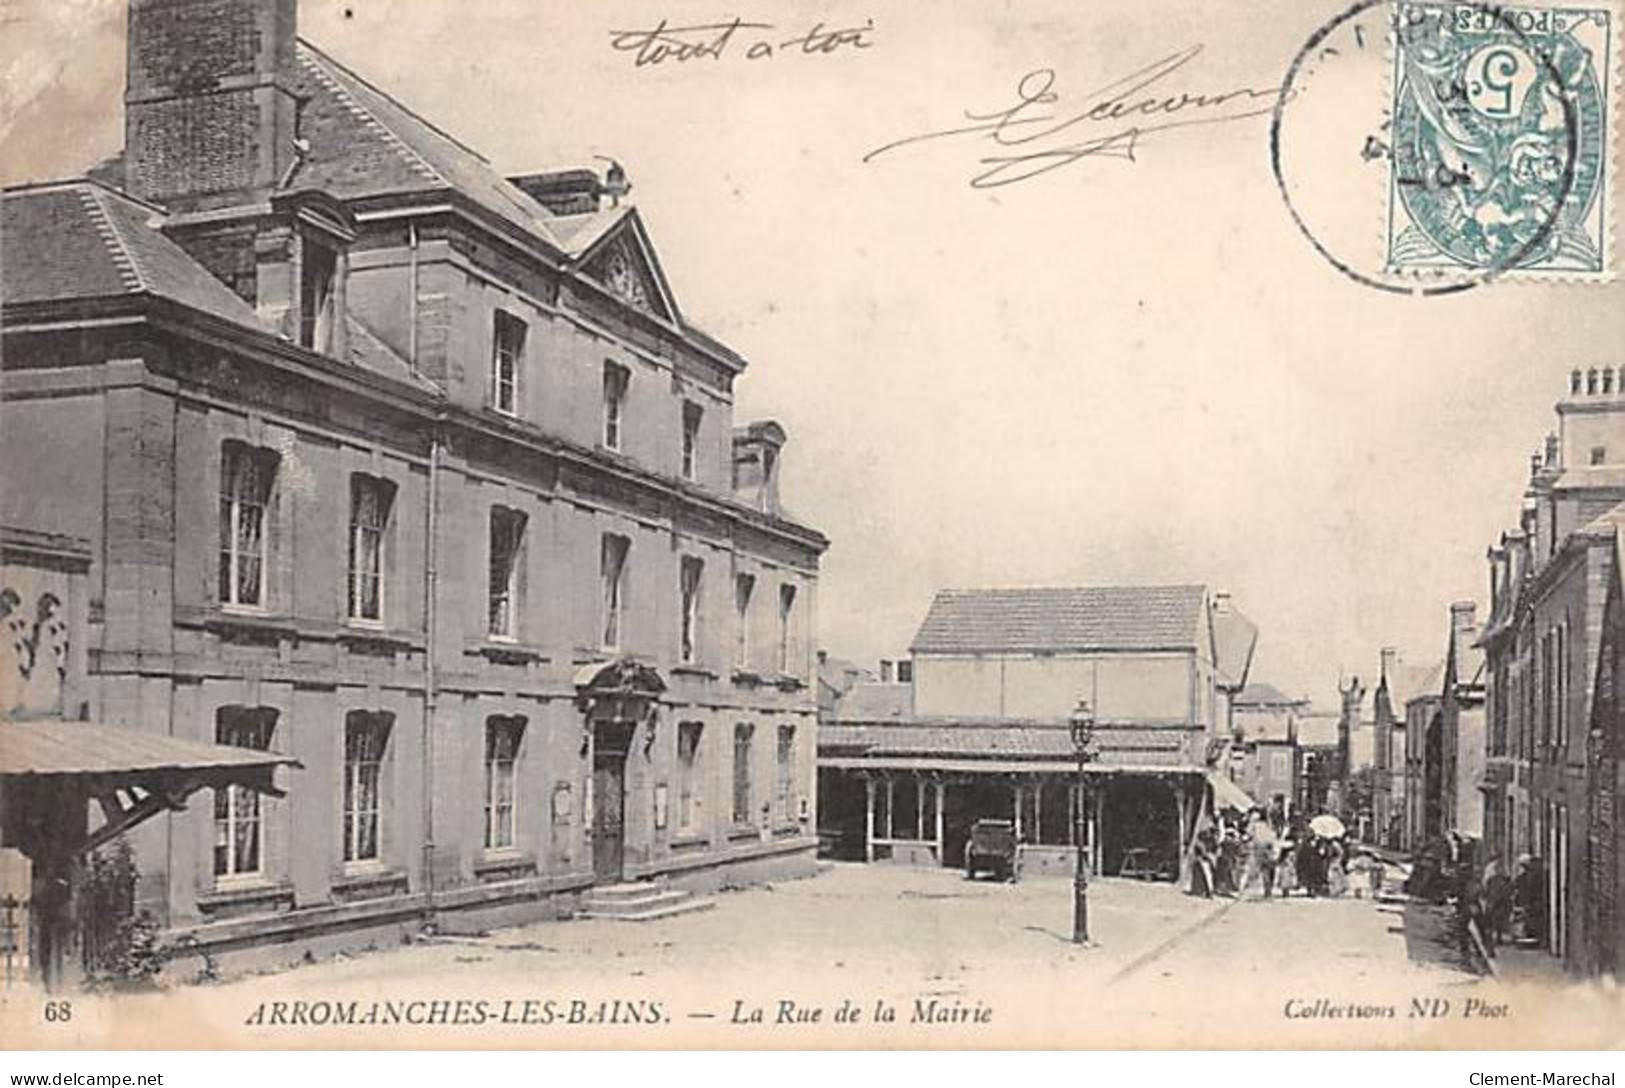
(1069, 698, 1097, 945)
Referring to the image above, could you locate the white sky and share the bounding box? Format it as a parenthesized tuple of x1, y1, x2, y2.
(3, 0, 1620, 704)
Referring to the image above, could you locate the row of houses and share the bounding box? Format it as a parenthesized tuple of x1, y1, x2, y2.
(1, 0, 825, 985)
(1395, 371, 1625, 978)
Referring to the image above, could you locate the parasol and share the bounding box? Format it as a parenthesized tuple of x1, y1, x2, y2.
(1309, 814, 1346, 838)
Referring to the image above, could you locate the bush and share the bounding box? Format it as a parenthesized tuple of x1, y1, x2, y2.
(81, 839, 166, 989)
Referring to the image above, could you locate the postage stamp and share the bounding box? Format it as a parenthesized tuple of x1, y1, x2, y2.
(1386, 1, 1616, 279)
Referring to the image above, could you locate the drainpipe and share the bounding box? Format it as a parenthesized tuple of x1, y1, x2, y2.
(407, 222, 420, 368)
(413, 219, 440, 927)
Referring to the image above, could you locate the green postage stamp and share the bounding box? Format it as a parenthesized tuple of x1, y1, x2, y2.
(1387, 1, 1616, 279)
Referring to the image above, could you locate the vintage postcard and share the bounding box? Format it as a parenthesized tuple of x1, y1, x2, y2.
(1, 0, 1624, 1053)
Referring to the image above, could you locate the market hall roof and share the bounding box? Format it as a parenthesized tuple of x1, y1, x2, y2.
(909, 584, 1258, 685)
(819, 720, 1195, 767)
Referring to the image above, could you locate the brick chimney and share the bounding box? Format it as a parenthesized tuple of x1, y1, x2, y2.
(124, 0, 302, 209)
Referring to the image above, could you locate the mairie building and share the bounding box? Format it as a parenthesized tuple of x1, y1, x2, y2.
(0, 0, 825, 976)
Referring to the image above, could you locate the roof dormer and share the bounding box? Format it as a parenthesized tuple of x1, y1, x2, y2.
(256, 189, 355, 357)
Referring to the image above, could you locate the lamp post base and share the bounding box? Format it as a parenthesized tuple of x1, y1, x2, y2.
(1072, 876, 1089, 945)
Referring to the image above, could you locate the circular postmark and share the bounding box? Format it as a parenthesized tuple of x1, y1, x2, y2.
(1271, 0, 1595, 294)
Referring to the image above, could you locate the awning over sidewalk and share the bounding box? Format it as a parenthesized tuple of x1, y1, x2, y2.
(1, 718, 299, 858)
(1206, 770, 1258, 813)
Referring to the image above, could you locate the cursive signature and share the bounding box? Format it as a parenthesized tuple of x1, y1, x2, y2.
(863, 45, 1289, 187)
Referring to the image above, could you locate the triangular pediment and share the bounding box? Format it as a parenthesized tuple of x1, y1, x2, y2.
(577, 211, 678, 324)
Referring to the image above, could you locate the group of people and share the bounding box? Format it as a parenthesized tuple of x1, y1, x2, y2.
(1406, 833, 1548, 964)
(1188, 806, 1382, 901)
(1467, 848, 1546, 956)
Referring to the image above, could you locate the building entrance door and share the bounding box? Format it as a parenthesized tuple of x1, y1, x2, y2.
(593, 753, 626, 883)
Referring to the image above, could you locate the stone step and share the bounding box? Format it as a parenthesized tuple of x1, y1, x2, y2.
(587, 880, 671, 903)
(577, 893, 716, 923)
(580, 889, 691, 916)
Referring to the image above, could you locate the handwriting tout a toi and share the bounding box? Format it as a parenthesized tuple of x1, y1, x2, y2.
(609, 17, 875, 68)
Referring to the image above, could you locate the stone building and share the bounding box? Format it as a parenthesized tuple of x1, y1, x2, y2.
(1398, 609, 1484, 853)
(1586, 522, 1625, 978)
(1228, 682, 1306, 821)
(1480, 368, 1625, 974)
(0, 0, 825, 974)
(1373, 648, 1436, 847)
(818, 585, 1258, 881)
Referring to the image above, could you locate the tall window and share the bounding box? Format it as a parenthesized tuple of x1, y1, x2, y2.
(776, 724, 795, 822)
(484, 716, 524, 851)
(681, 401, 703, 481)
(299, 241, 337, 354)
(214, 708, 276, 880)
(219, 442, 277, 609)
(603, 362, 629, 450)
(777, 583, 797, 675)
(1559, 619, 1570, 748)
(491, 310, 526, 416)
(342, 712, 390, 864)
(679, 556, 703, 664)
(677, 721, 704, 833)
(734, 573, 755, 670)
(1542, 628, 1555, 751)
(601, 533, 630, 649)
(488, 506, 526, 639)
(348, 475, 394, 622)
(732, 722, 754, 825)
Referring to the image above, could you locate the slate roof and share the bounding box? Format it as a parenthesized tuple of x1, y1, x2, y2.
(346, 314, 443, 391)
(1210, 604, 1260, 688)
(832, 682, 913, 722)
(1234, 681, 1301, 706)
(1, 181, 265, 328)
(911, 585, 1212, 654)
(290, 40, 564, 251)
(1385, 660, 1443, 709)
(1581, 498, 1625, 536)
(548, 206, 633, 258)
(1558, 466, 1625, 492)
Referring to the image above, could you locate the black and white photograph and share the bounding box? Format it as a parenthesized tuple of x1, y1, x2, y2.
(0, 0, 1623, 1057)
